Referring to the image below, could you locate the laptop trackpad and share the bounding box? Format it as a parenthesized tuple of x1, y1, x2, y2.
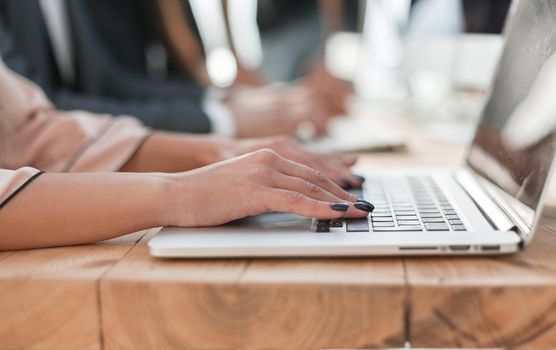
(226, 213, 312, 231)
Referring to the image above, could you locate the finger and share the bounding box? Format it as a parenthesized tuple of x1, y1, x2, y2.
(290, 146, 355, 173)
(265, 189, 368, 219)
(271, 154, 358, 202)
(270, 171, 343, 202)
(291, 149, 362, 189)
(269, 173, 366, 217)
(338, 155, 357, 167)
(284, 149, 342, 183)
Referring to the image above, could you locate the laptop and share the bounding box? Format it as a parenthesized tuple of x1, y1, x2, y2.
(149, 0, 556, 258)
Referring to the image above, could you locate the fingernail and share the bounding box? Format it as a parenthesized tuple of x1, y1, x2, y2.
(354, 202, 374, 212)
(330, 203, 349, 212)
(356, 198, 374, 208)
(353, 174, 366, 182)
(337, 176, 352, 189)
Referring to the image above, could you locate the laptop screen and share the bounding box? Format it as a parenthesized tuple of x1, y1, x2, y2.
(467, 0, 556, 212)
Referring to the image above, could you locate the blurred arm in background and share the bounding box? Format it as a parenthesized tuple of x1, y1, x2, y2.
(302, 0, 354, 116)
(1, 0, 213, 134)
(155, 0, 334, 137)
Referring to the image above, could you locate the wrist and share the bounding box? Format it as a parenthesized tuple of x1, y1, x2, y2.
(155, 173, 184, 227)
(195, 136, 235, 166)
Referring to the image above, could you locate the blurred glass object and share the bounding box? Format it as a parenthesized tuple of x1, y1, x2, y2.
(189, 0, 237, 87)
(325, 32, 361, 81)
(355, 0, 411, 101)
(228, 0, 263, 71)
(407, 0, 464, 38)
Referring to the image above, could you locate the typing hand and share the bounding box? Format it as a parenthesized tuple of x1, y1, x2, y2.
(217, 136, 363, 189)
(169, 149, 370, 227)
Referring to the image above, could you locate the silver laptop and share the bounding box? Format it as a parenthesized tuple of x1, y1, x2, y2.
(149, 0, 556, 258)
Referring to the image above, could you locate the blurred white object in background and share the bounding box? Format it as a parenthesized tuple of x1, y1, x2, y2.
(404, 34, 504, 92)
(325, 32, 362, 81)
(406, 0, 464, 37)
(354, 0, 411, 101)
(307, 115, 405, 154)
(227, 0, 264, 71)
(404, 34, 504, 143)
(189, 0, 237, 87)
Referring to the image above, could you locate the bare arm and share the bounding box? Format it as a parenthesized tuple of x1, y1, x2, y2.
(119, 132, 362, 187)
(319, 0, 346, 38)
(120, 132, 224, 173)
(0, 172, 173, 250)
(0, 150, 369, 251)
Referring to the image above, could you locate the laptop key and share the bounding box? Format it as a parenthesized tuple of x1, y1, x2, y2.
(395, 210, 416, 215)
(372, 212, 394, 217)
(422, 217, 446, 223)
(425, 223, 450, 231)
(448, 219, 463, 225)
(346, 219, 370, 232)
(418, 206, 438, 210)
(330, 220, 343, 227)
(421, 213, 443, 218)
(316, 220, 330, 232)
(452, 224, 467, 231)
(398, 220, 420, 225)
(419, 209, 441, 213)
(397, 215, 419, 221)
(372, 217, 394, 222)
(373, 225, 422, 232)
(446, 214, 460, 220)
(372, 222, 395, 227)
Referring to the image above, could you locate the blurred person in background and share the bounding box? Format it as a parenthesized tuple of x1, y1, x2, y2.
(0, 0, 333, 138)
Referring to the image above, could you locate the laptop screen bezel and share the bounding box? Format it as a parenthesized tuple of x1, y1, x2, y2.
(463, 0, 556, 242)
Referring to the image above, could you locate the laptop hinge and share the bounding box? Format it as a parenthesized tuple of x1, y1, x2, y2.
(454, 169, 521, 237)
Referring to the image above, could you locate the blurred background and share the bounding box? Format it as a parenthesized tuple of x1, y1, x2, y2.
(0, 0, 512, 151)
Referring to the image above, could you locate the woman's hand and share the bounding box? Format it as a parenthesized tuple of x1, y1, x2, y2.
(226, 85, 333, 138)
(168, 149, 371, 227)
(122, 132, 364, 189)
(0, 149, 372, 250)
(217, 136, 364, 188)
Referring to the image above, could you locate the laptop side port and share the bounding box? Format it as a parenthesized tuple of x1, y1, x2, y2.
(448, 245, 471, 251)
(480, 245, 501, 252)
(399, 246, 438, 251)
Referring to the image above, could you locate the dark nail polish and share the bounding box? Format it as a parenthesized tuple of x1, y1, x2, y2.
(353, 174, 366, 182)
(330, 203, 349, 212)
(338, 176, 352, 189)
(356, 198, 374, 209)
(354, 202, 374, 212)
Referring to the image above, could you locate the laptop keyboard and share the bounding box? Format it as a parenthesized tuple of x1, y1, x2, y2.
(316, 176, 467, 233)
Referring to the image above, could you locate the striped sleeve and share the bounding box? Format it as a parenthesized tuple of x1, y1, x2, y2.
(0, 56, 151, 174)
(0, 167, 44, 209)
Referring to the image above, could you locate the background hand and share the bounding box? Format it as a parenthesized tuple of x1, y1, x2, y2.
(226, 85, 333, 138)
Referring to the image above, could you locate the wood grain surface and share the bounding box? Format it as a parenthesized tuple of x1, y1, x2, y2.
(101, 231, 406, 349)
(0, 231, 149, 350)
(404, 207, 556, 349)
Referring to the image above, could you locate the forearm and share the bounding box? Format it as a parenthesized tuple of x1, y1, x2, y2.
(0, 172, 176, 250)
(319, 0, 345, 37)
(121, 132, 228, 172)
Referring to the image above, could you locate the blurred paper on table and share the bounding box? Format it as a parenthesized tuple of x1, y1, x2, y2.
(306, 116, 405, 154)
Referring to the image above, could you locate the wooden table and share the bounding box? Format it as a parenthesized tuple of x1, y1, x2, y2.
(2, 117, 556, 350)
